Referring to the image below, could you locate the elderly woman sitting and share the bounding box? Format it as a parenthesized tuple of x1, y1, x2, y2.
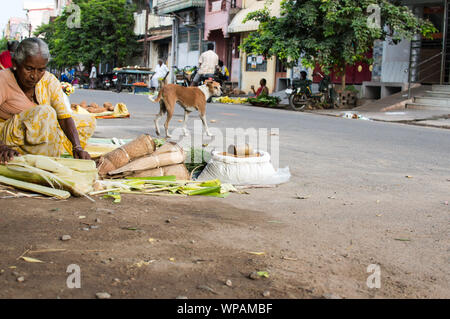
(0, 38, 95, 163)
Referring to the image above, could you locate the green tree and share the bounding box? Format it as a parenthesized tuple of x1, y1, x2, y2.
(35, 0, 141, 68)
(241, 0, 437, 88)
(0, 37, 7, 52)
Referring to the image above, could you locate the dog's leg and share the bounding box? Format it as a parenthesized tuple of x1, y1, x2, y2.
(164, 107, 174, 139)
(183, 110, 190, 136)
(154, 102, 165, 136)
(200, 113, 213, 137)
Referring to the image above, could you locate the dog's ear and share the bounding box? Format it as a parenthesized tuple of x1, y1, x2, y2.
(206, 80, 213, 87)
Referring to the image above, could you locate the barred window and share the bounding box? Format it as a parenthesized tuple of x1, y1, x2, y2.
(179, 31, 188, 43)
(189, 30, 200, 51)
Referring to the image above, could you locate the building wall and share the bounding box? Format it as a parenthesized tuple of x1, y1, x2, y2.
(24, 1, 55, 34)
(176, 8, 206, 68)
(240, 33, 276, 94)
(5, 18, 29, 41)
(381, 40, 411, 83)
(208, 29, 227, 63)
(204, 0, 231, 40)
(150, 41, 172, 69)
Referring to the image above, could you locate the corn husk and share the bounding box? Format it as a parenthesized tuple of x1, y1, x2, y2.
(0, 155, 98, 197)
(0, 175, 70, 199)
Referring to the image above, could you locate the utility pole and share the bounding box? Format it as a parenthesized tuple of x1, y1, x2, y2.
(171, 16, 178, 84)
(143, 0, 150, 68)
(441, 0, 448, 84)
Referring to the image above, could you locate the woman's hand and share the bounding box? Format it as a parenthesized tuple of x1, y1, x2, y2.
(0, 145, 19, 164)
(72, 146, 91, 160)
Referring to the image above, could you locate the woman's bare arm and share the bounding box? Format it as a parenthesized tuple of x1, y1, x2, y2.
(58, 117, 91, 160)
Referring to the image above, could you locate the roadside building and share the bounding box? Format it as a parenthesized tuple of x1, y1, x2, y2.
(204, 0, 242, 85)
(363, 0, 450, 99)
(155, 0, 207, 79)
(228, 0, 284, 94)
(4, 17, 29, 41)
(134, 0, 173, 72)
(23, 1, 55, 36)
(53, 0, 72, 16)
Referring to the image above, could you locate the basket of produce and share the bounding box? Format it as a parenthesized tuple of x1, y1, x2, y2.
(132, 82, 147, 87)
(247, 95, 281, 107)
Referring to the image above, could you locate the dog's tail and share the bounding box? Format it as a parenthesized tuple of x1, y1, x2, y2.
(149, 88, 163, 103)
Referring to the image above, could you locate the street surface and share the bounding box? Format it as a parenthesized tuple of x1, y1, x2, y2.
(0, 88, 449, 299)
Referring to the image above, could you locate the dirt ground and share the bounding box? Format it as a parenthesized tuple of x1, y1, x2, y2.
(1, 194, 309, 299)
(1, 181, 448, 299)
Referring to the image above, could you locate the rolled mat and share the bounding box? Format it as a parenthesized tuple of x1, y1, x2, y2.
(152, 141, 183, 156)
(97, 134, 156, 176)
(108, 146, 186, 176)
(121, 134, 156, 159)
(122, 164, 190, 180)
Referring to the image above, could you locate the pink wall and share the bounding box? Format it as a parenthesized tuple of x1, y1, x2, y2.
(208, 30, 227, 62)
(204, 0, 242, 40)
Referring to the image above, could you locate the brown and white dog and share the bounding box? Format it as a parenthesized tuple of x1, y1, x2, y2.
(150, 81, 222, 138)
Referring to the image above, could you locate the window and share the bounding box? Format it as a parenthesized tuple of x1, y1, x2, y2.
(179, 31, 188, 43)
(276, 57, 287, 73)
(210, 0, 222, 12)
(189, 29, 200, 51)
(246, 55, 267, 72)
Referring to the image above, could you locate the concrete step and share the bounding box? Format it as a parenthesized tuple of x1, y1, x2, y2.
(424, 90, 450, 98)
(405, 102, 450, 110)
(432, 85, 450, 92)
(414, 96, 450, 106)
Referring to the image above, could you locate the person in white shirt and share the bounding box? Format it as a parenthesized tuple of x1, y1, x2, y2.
(150, 59, 169, 91)
(192, 43, 218, 86)
(89, 63, 97, 89)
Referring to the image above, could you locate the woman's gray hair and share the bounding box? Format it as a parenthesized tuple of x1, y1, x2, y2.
(13, 38, 51, 64)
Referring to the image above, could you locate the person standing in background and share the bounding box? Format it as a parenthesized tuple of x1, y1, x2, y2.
(89, 63, 97, 89)
(150, 59, 169, 92)
(0, 41, 19, 70)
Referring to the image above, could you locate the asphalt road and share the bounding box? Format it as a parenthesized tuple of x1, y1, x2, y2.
(69, 88, 450, 298)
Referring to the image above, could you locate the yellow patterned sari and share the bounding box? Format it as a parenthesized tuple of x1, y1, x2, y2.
(0, 71, 96, 157)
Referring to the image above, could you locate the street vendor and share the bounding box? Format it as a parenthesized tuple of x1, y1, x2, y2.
(150, 59, 169, 91)
(0, 38, 95, 163)
(251, 78, 269, 97)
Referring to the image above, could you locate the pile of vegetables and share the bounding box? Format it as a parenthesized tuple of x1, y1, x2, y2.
(212, 96, 248, 104)
(247, 95, 281, 107)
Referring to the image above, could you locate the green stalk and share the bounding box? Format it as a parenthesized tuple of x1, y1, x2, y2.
(0, 175, 70, 199)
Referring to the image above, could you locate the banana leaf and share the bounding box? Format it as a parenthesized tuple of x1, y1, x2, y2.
(186, 186, 221, 196)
